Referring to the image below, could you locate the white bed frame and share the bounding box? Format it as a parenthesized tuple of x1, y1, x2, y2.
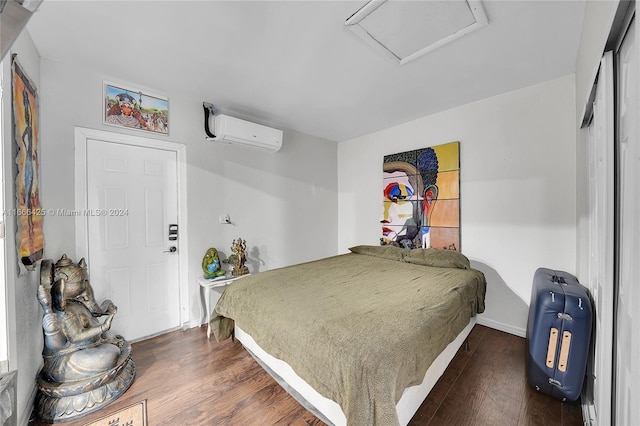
(235, 316, 477, 426)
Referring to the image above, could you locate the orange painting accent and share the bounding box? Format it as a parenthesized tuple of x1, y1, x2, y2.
(430, 199, 460, 227)
(431, 227, 460, 251)
(435, 170, 459, 199)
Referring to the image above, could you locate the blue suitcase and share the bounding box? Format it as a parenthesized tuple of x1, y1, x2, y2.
(526, 267, 592, 402)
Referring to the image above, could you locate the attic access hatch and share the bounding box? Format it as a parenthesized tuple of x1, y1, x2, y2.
(345, 0, 488, 66)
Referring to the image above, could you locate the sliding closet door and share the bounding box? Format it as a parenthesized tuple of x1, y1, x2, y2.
(586, 50, 614, 426)
(615, 14, 639, 426)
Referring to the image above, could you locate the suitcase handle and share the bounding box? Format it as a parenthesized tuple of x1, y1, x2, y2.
(548, 378, 562, 388)
(558, 331, 571, 372)
(552, 275, 567, 285)
(546, 328, 559, 368)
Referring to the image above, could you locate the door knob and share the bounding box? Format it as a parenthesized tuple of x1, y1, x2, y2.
(164, 246, 177, 253)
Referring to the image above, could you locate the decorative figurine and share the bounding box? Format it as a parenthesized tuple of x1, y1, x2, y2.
(202, 247, 226, 279)
(34, 255, 135, 423)
(229, 238, 249, 276)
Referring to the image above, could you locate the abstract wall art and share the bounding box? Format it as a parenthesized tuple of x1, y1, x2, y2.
(13, 58, 44, 271)
(380, 141, 460, 251)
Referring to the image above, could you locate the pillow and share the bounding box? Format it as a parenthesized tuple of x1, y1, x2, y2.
(404, 248, 470, 269)
(348, 245, 407, 262)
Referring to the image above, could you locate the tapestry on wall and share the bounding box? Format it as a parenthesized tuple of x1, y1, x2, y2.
(380, 141, 460, 251)
(12, 58, 44, 272)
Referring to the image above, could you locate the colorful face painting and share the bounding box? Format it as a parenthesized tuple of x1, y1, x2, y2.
(380, 141, 460, 250)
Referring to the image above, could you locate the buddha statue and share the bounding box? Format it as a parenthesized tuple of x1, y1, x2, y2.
(34, 255, 135, 423)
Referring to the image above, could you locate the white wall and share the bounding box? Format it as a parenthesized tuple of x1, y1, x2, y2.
(1, 30, 44, 426)
(7, 51, 337, 423)
(338, 75, 577, 336)
(38, 58, 339, 320)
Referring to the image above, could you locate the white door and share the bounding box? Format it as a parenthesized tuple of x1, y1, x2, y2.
(85, 138, 180, 341)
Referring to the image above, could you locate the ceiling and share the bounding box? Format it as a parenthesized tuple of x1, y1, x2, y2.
(25, 0, 586, 142)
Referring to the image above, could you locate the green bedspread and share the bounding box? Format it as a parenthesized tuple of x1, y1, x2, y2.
(211, 246, 486, 426)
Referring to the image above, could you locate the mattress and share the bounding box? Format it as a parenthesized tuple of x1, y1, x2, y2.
(236, 318, 477, 426)
(211, 245, 486, 425)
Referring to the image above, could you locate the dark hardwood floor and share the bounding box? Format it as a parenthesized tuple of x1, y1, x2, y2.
(29, 324, 583, 426)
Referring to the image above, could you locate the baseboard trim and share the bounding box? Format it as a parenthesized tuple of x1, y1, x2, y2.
(477, 317, 526, 338)
(20, 380, 37, 426)
(581, 389, 596, 426)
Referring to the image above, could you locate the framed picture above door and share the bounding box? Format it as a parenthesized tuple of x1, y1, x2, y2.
(103, 81, 169, 135)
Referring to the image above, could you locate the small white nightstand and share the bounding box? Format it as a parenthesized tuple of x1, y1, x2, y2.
(197, 275, 247, 339)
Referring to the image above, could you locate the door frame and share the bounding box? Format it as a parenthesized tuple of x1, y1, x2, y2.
(74, 126, 190, 332)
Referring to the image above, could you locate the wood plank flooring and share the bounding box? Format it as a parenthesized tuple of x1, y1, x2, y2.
(29, 324, 583, 426)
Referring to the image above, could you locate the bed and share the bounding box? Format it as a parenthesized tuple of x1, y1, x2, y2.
(210, 245, 486, 426)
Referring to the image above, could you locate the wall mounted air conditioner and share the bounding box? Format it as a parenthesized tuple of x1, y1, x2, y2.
(207, 114, 283, 152)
